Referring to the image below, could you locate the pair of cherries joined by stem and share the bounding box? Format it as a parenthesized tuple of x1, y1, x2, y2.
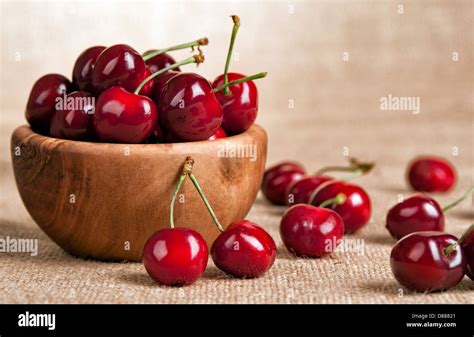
(386, 187, 474, 240)
(143, 158, 277, 286)
(390, 225, 474, 292)
(407, 156, 456, 193)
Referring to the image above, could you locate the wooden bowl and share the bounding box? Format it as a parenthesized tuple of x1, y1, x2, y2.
(11, 124, 267, 261)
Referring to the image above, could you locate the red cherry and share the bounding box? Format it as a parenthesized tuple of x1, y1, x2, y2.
(94, 87, 157, 143)
(212, 73, 258, 135)
(261, 162, 306, 205)
(50, 91, 95, 141)
(143, 228, 208, 286)
(408, 156, 456, 192)
(211, 220, 276, 278)
(91, 44, 148, 95)
(390, 232, 466, 292)
(280, 204, 344, 257)
(310, 181, 371, 233)
(386, 194, 445, 240)
(145, 52, 181, 73)
(25, 74, 73, 132)
(160, 73, 223, 141)
(286, 175, 333, 205)
(137, 66, 155, 97)
(72, 46, 106, 92)
(208, 128, 227, 141)
(460, 227, 474, 280)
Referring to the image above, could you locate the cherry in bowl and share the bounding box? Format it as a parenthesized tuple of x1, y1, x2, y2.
(72, 46, 106, 92)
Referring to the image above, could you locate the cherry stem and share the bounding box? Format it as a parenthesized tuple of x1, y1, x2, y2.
(443, 224, 474, 256)
(142, 37, 209, 61)
(441, 186, 474, 213)
(169, 158, 195, 229)
(134, 53, 204, 94)
(315, 158, 375, 177)
(223, 15, 240, 96)
(212, 72, 267, 93)
(318, 193, 347, 208)
(188, 173, 225, 232)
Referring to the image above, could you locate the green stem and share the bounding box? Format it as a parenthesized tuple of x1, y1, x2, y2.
(318, 193, 347, 208)
(169, 158, 195, 228)
(213, 72, 267, 93)
(134, 54, 204, 94)
(443, 224, 474, 256)
(223, 15, 240, 96)
(442, 186, 474, 213)
(316, 158, 375, 176)
(188, 173, 225, 232)
(142, 37, 209, 61)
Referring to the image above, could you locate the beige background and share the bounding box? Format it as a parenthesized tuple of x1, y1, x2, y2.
(0, 0, 473, 303)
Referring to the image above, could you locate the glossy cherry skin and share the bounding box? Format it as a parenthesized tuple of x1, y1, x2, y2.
(50, 91, 95, 141)
(72, 46, 106, 92)
(94, 87, 157, 143)
(152, 70, 180, 126)
(91, 44, 150, 95)
(212, 73, 258, 135)
(460, 230, 474, 280)
(160, 73, 223, 141)
(143, 228, 208, 286)
(311, 181, 371, 233)
(407, 156, 456, 193)
(25, 74, 73, 132)
(280, 204, 344, 258)
(390, 232, 466, 292)
(286, 175, 333, 206)
(211, 220, 276, 278)
(261, 162, 306, 205)
(208, 128, 227, 141)
(386, 194, 445, 240)
(145, 51, 180, 73)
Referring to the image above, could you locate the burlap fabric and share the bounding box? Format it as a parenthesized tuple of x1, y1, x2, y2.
(0, 1, 473, 304)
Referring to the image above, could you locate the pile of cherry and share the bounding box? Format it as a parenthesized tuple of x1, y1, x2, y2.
(262, 155, 473, 293)
(25, 16, 264, 144)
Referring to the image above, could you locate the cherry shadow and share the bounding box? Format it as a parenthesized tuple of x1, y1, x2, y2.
(365, 233, 396, 246)
(116, 272, 158, 288)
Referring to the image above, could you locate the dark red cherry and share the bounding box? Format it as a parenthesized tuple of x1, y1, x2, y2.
(386, 194, 445, 240)
(50, 91, 95, 141)
(280, 204, 344, 258)
(408, 156, 456, 193)
(25, 74, 73, 132)
(208, 128, 227, 141)
(286, 175, 333, 205)
(310, 181, 371, 233)
(152, 70, 180, 127)
(212, 73, 258, 135)
(390, 232, 466, 292)
(211, 220, 276, 278)
(91, 44, 148, 95)
(143, 228, 208, 286)
(261, 162, 306, 205)
(460, 227, 474, 280)
(94, 87, 157, 143)
(145, 51, 180, 73)
(160, 73, 223, 141)
(137, 66, 155, 97)
(72, 46, 106, 92)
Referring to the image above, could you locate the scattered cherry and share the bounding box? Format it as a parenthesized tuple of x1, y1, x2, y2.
(143, 227, 208, 286)
(280, 203, 344, 258)
(160, 72, 223, 141)
(25, 74, 73, 132)
(286, 175, 332, 205)
(386, 187, 474, 240)
(94, 87, 157, 143)
(459, 225, 474, 280)
(310, 181, 371, 233)
(72, 46, 106, 92)
(211, 220, 277, 278)
(50, 91, 95, 141)
(390, 231, 466, 292)
(407, 156, 456, 193)
(261, 162, 306, 205)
